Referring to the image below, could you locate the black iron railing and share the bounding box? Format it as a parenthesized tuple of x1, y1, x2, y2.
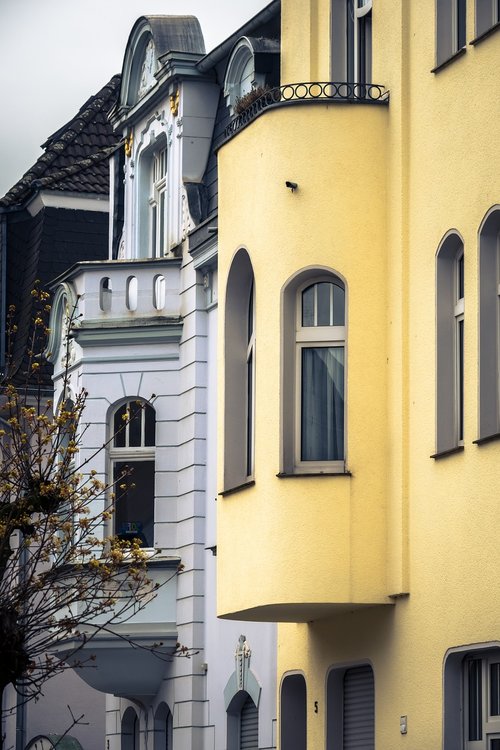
(221, 81, 389, 144)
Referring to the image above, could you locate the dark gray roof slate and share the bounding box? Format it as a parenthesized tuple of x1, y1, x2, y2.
(0, 75, 121, 208)
(140, 15, 205, 56)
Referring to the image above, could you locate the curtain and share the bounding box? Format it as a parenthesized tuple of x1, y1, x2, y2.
(301, 346, 344, 461)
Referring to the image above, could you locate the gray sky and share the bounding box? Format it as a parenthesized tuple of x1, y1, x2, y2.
(0, 0, 269, 198)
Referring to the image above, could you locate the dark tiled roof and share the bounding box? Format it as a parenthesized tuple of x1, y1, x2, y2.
(0, 75, 122, 208)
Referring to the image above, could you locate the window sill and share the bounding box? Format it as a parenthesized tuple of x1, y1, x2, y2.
(430, 445, 464, 460)
(470, 20, 500, 46)
(431, 46, 466, 73)
(276, 471, 352, 478)
(219, 479, 255, 497)
(473, 431, 500, 446)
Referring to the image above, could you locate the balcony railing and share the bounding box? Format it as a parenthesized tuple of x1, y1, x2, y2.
(219, 81, 389, 146)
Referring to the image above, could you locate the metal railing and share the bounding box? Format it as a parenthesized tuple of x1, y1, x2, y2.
(221, 81, 389, 144)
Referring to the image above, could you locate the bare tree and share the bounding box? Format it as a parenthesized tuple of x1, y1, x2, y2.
(0, 287, 185, 746)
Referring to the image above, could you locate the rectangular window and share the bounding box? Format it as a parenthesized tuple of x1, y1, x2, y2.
(436, 0, 466, 66)
(476, 0, 500, 37)
(332, 0, 372, 87)
(300, 347, 344, 461)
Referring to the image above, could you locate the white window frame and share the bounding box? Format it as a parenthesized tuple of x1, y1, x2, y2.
(464, 652, 500, 749)
(224, 38, 264, 115)
(149, 148, 167, 258)
(294, 278, 346, 473)
(109, 400, 156, 548)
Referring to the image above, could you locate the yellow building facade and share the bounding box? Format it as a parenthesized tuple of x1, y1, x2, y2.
(216, 0, 500, 747)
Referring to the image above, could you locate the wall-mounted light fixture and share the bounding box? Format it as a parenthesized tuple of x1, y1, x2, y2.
(285, 181, 298, 192)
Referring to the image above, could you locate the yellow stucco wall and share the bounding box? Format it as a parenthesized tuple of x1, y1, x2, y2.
(217, 0, 500, 746)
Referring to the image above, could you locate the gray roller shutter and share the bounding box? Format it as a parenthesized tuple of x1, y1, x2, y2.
(343, 665, 375, 749)
(240, 695, 259, 749)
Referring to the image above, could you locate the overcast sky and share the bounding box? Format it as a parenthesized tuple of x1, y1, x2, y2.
(0, 0, 269, 198)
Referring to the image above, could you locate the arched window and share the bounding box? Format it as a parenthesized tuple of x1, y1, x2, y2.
(282, 269, 346, 474)
(281, 673, 306, 750)
(224, 249, 255, 490)
(327, 664, 375, 749)
(121, 707, 140, 750)
(478, 207, 500, 441)
(435, 232, 465, 455)
(444, 644, 500, 749)
(224, 39, 256, 114)
(154, 702, 173, 750)
(110, 399, 156, 547)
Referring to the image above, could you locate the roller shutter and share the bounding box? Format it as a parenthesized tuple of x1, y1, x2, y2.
(343, 665, 374, 749)
(240, 695, 258, 749)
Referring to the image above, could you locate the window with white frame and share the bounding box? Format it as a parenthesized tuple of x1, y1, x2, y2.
(444, 646, 500, 749)
(150, 147, 167, 258)
(435, 232, 465, 454)
(297, 280, 345, 465)
(476, 0, 500, 37)
(110, 400, 155, 547)
(436, 0, 466, 67)
(138, 141, 167, 259)
(282, 270, 346, 474)
(224, 38, 258, 115)
(478, 208, 500, 440)
(332, 1, 372, 86)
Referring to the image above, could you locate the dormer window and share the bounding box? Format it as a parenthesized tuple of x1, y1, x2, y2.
(224, 38, 262, 115)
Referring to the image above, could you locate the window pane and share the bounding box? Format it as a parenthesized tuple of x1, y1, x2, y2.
(458, 318, 464, 442)
(333, 283, 345, 325)
(468, 658, 483, 741)
(159, 190, 165, 256)
(114, 460, 155, 547)
(247, 351, 253, 476)
(144, 403, 155, 447)
(458, 253, 464, 300)
(128, 401, 143, 447)
(302, 285, 315, 327)
(301, 347, 344, 461)
(491, 663, 500, 716)
(491, 740, 500, 750)
(317, 283, 332, 326)
(114, 404, 127, 447)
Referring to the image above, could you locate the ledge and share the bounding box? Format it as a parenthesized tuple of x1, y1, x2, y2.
(473, 431, 500, 446)
(470, 20, 500, 45)
(431, 46, 466, 73)
(219, 479, 255, 497)
(430, 445, 464, 459)
(276, 471, 352, 478)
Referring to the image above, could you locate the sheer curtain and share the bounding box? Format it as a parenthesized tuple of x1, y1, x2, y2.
(301, 346, 344, 461)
